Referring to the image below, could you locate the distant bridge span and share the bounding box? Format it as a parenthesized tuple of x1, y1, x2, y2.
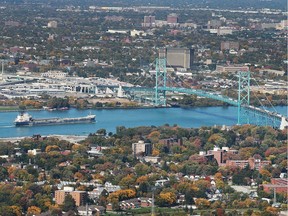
(124, 57, 288, 129)
(126, 86, 287, 129)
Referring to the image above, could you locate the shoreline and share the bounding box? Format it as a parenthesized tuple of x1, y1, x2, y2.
(0, 134, 88, 143)
(0, 106, 159, 112)
(0, 103, 286, 113)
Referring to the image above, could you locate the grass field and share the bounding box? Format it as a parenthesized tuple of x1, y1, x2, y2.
(0, 106, 19, 111)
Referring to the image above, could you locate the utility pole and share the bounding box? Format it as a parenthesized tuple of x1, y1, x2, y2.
(1, 61, 3, 81)
(273, 188, 276, 205)
(151, 188, 155, 216)
(85, 202, 88, 216)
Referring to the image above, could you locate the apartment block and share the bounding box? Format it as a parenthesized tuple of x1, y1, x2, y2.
(132, 140, 152, 157)
(55, 187, 87, 206)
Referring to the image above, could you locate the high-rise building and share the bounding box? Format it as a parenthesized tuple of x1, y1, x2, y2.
(160, 48, 194, 69)
(167, 13, 178, 24)
(132, 140, 152, 157)
(142, 16, 156, 27)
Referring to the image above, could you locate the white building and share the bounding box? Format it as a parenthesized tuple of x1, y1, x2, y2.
(217, 28, 233, 35)
(28, 149, 42, 156)
(106, 29, 128, 34)
(47, 21, 58, 28)
(215, 65, 249, 73)
(78, 205, 105, 216)
(41, 71, 67, 79)
(130, 29, 146, 37)
(276, 20, 288, 30)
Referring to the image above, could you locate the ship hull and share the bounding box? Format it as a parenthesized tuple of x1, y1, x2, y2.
(32, 118, 95, 126)
(15, 121, 31, 126)
(15, 115, 95, 127)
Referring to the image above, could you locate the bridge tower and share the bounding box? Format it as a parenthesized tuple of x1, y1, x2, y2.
(154, 58, 167, 106)
(237, 71, 282, 128)
(237, 71, 250, 125)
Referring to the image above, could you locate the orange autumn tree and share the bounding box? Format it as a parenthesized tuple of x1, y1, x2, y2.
(176, 181, 199, 194)
(195, 198, 210, 209)
(147, 130, 160, 143)
(27, 206, 41, 216)
(136, 175, 149, 184)
(107, 189, 136, 203)
(118, 174, 136, 189)
(10, 206, 22, 216)
(156, 191, 177, 207)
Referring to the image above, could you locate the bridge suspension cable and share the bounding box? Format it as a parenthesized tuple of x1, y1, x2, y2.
(128, 57, 287, 129)
(250, 74, 278, 113)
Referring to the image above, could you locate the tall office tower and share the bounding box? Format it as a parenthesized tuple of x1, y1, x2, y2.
(165, 48, 194, 69)
(167, 13, 178, 24)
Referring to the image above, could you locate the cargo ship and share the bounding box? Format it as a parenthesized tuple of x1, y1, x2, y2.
(14, 112, 96, 126)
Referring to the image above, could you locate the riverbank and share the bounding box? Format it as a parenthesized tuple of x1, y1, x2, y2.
(1, 103, 286, 112)
(0, 134, 88, 143)
(0, 106, 45, 112)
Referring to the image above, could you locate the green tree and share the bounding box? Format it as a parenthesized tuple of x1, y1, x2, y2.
(0, 167, 8, 181)
(61, 194, 77, 213)
(135, 163, 150, 176)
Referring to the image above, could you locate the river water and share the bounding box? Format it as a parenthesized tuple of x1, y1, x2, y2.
(0, 106, 287, 138)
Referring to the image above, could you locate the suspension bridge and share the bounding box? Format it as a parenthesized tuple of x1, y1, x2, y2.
(125, 58, 288, 130)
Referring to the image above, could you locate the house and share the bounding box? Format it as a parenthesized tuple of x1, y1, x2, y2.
(88, 147, 103, 156)
(144, 156, 161, 163)
(120, 198, 141, 210)
(78, 205, 106, 216)
(140, 198, 152, 207)
(27, 149, 42, 156)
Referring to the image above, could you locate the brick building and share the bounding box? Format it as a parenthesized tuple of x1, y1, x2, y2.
(167, 13, 178, 24)
(201, 147, 238, 165)
(159, 138, 183, 151)
(225, 157, 270, 170)
(262, 178, 288, 194)
(55, 187, 87, 206)
(200, 147, 270, 170)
